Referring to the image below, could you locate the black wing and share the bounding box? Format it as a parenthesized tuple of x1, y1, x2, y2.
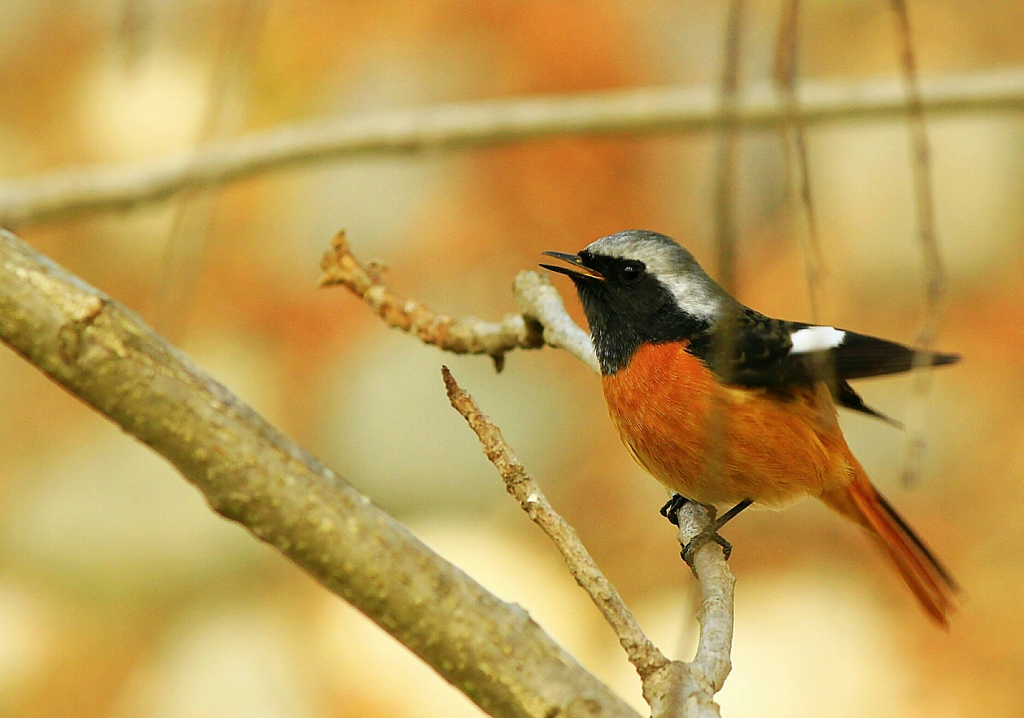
(834, 379, 903, 428)
(687, 308, 960, 425)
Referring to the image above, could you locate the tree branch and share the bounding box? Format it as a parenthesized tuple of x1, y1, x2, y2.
(712, 0, 745, 294)
(672, 504, 736, 712)
(443, 367, 734, 718)
(774, 0, 826, 322)
(0, 228, 640, 718)
(319, 230, 599, 373)
(889, 0, 947, 488)
(3, 68, 1024, 225)
(442, 366, 669, 678)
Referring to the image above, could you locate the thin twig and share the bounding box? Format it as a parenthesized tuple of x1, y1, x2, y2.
(3, 68, 1024, 226)
(443, 367, 734, 717)
(153, 0, 268, 337)
(890, 0, 946, 486)
(774, 0, 825, 321)
(442, 366, 668, 678)
(713, 0, 745, 295)
(0, 228, 640, 718)
(512, 270, 600, 373)
(673, 503, 736, 708)
(319, 231, 600, 372)
(319, 231, 544, 370)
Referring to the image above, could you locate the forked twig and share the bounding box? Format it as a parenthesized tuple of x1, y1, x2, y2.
(319, 231, 542, 371)
(443, 367, 734, 718)
(319, 230, 598, 372)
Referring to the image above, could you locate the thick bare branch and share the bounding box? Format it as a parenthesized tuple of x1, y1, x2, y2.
(443, 367, 734, 718)
(0, 228, 640, 718)
(3, 68, 1024, 225)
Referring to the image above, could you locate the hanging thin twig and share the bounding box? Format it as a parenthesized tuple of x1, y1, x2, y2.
(712, 0, 746, 294)
(889, 0, 946, 486)
(774, 0, 826, 321)
(153, 0, 269, 337)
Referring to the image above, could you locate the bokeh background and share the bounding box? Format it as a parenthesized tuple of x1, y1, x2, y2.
(1, 1, 1023, 717)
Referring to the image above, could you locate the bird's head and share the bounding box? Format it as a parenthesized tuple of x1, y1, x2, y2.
(541, 230, 730, 374)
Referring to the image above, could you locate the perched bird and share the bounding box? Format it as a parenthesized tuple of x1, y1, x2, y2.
(541, 229, 959, 626)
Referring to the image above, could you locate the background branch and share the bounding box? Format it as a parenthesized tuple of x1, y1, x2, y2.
(2, 68, 1024, 226)
(774, 0, 825, 321)
(151, 0, 268, 338)
(890, 0, 947, 487)
(0, 228, 640, 718)
(712, 0, 745, 294)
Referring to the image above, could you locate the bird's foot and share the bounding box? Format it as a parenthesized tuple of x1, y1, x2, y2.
(681, 527, 733, 567)
(666, 497, 752, 571)
(659, 494, 691, 527)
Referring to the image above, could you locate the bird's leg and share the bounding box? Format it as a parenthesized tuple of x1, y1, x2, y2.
(714, 497, 753, 528)
(680, 498, 753, 568)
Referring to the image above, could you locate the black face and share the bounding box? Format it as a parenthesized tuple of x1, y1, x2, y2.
(562, 250, 711, 375)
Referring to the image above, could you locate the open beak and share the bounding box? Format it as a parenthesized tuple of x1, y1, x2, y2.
(539, 251, 605, 281)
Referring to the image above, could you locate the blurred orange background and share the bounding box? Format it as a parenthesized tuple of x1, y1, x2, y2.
(1, 1, 1022, 717)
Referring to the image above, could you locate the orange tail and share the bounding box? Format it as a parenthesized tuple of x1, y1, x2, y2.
(822, 463, 959, 627)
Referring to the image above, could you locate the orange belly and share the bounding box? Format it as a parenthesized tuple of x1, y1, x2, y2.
(601, 342, 855, 507)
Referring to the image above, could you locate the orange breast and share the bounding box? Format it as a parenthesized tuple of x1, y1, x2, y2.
(601, 341, 854, 507)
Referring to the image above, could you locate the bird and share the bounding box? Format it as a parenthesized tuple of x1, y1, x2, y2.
(541, 229, 960, 626)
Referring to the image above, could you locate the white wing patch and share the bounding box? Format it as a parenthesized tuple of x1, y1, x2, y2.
(789, 326, 846, 354)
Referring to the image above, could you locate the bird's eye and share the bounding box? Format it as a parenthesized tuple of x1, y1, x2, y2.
(618, 261, 645, 284)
